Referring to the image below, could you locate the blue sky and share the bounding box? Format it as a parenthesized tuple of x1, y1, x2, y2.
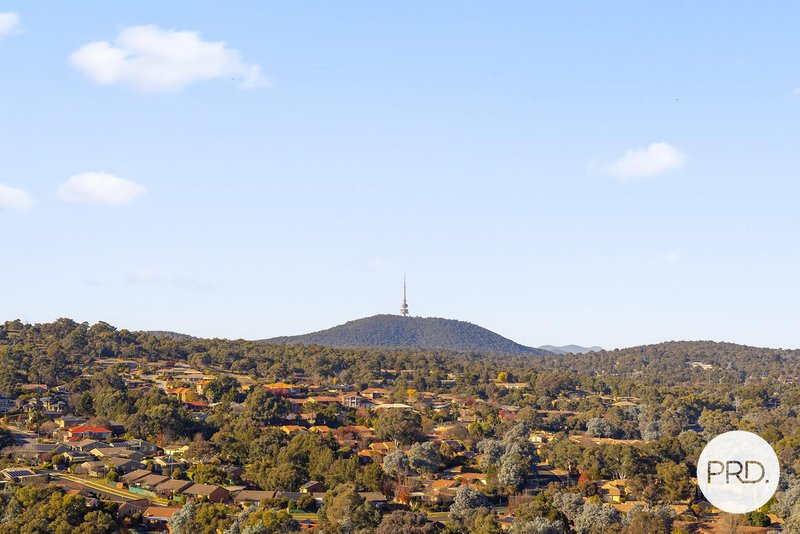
(2, 2, 800, 349)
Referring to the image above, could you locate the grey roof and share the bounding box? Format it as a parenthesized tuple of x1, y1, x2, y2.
(68, 439, 108, 449)
(20, 444, 66, 453)
(106, 457, 142, 468)
(123, 438, 155, 446)
(2, 468, 37, 477)
(64, 451, 93, 460)
(136, 474, 170, 487)
(359, 491, 388, 503)
(154, 479, 193, 493)
(120, 469, 151, 482)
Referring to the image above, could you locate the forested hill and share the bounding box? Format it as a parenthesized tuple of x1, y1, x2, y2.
(3, 319, 800, 392)
(539, 340, 800, 384)
(142, 330, 197, 340)
(266, 314, 549, 356)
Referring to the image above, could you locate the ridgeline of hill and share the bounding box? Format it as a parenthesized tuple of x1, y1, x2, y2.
(3, 319, 800, 388)
(142, 330, 197, 340)
(538, 339, 800, 384)
(538, 344, 603, 355)
(266, 314, 550, 356)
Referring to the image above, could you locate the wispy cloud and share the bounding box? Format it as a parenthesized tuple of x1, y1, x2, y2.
(0, 183, 33, 210)
(70, 24, 268, 92)
(126, 268, 210, 291)
(57, 172, 145, 205)
(596, 142, 686, 181)
(367, 258, 387, 270)
(653, 251, 682, 266)
(0, 12, 19, 37)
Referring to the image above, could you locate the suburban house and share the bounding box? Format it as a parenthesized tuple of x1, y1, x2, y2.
(65, 439, 108, 453)
(12, 443, 69, 464)
(66, 425, 112, 441)
(182, 483, 231, 503)
(2, 467, 48, 485)
(600, 480, 627, 503)
(105, 457, 145, 474)
(234, 490, 276, 507)
(265, 382, 306, 396)
(143, 507, 181, 529)
(120, 470, 151, 486)
(77, 461, 108, 478)
(63, 451, 94, 464)
(132, 473, 170, 491)
(300, 480, 325, 493)
(341, 394, 372, 409)
(360, 388, 390, 400)
(112, 438, 159, 455)
(154, 479, 194, 499)
(154, 455, 186, 474)
(92, 448, 145, 462)
(0, 396, 18, 413)
(115, 498, 150, 520)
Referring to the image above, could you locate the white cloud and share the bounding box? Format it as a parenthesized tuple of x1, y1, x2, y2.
(70, 24, 268, 92)
(0, 183, 33, 210)
(57, 172, 145, 205)
(605, 142, 685, 180)
(0, 12, 19, 37)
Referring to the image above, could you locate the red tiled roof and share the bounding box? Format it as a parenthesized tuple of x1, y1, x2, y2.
(144, 506, 181, 520)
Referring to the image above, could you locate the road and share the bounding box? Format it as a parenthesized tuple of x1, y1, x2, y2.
(3, 426, 38, 446)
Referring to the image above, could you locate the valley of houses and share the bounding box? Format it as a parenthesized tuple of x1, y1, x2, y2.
(0, 358, 775, 532)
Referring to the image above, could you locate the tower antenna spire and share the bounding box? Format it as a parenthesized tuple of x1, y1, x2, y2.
(400, 273, 409, 317)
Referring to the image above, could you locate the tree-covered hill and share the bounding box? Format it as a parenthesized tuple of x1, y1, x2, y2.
(3, 319, 800, 394)
(142, 330, 198, 340)
(266, 314, 549, 356)
(539, 340, 800, 385)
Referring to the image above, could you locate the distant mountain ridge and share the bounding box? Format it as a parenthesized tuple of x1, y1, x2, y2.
(538, 344, 603, 355)
(266, 314, 550, 356)
(142, 330, 197, 340)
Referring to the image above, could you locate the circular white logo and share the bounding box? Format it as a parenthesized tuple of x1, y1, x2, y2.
(697, 430, 779, 514)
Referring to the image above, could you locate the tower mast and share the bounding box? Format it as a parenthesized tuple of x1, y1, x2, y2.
(400, 274, 409, 316)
